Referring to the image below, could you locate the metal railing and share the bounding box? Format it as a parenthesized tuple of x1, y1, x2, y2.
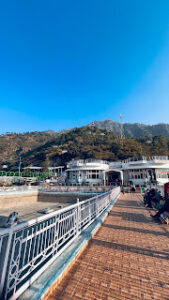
(0, 187, 120, 300)
(152, 156, 169, 161)
(122, 156, 169, 164)
(67, 159, 110, 168)
(0, 186, 39, 193)
(39, 185, 113, 193)
(0, 184, 118, 194)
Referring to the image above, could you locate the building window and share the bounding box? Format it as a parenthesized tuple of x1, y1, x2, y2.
(155, 169, 169, 179)
(87, 170, 100, 179)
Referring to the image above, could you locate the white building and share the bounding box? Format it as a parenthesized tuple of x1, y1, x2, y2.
(122, 156, 169, 186)
(65, 156, 169, 187)
(24, 166, 64, 176)
(65, 159, 122, 186)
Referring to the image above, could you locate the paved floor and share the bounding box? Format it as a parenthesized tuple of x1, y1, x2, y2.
(47, 193, 169, 300)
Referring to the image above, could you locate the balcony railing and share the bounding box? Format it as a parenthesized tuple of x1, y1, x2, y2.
(67, 159, 110, 168)
(0, 187, 120, 300)
(122, 156, 169, 164)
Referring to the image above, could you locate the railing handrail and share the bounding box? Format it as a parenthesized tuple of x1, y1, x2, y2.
(67, 159, 110, 166)
(122, 155, 169, 164)
(0, 191, 111, 234)
(0, 187, 120, 300)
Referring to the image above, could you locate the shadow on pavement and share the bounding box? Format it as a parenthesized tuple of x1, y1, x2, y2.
(102, 223, 169, 238)
(109, 211, 151, 223)
(91, 238, 169, 260)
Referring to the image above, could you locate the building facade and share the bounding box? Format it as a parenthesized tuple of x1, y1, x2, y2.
(65, 159, 122, 186)
(66, 159, 109, 185)
(65, 156, 169, 187)
(122, 156, 169, 186)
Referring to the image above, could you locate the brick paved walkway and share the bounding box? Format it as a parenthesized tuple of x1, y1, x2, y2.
(47, 193, 169, 300)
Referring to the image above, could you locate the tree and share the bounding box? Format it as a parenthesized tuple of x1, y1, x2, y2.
(43, 156, 49, 173)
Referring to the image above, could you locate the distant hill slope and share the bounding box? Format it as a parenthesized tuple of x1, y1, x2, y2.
(1, 121, 169, 168)
(0, 131, 57, 164)
(0, 129, 72, 164)
(88, 120, 169, 138)
(20, 127, 169, 168)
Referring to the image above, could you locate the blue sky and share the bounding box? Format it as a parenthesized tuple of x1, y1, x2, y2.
(0, 0, 169, 133)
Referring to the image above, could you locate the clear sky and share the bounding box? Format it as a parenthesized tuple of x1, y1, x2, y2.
(0, 0, 169, 133)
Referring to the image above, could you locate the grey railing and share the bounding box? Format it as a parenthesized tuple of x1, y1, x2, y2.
(0, 187, 120, 300)
(0, 186, 39, 193)
(39, 185, 113, 193)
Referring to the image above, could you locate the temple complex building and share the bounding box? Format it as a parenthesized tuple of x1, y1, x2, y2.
(65, 156, 169, 187)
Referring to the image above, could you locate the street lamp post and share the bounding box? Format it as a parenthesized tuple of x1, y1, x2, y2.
(19, 157, 21, 178)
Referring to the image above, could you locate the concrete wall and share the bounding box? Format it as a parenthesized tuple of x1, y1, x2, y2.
(0, 190, 92, 209)
(0, 191, 38, 209)
(38, 192, 91, 204)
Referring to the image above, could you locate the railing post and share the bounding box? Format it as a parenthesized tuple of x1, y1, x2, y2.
(109, 191, 111, 204)
(95, 197, 98, 217)
(0, 228, 13, 298)
(76, 198, 81, 235)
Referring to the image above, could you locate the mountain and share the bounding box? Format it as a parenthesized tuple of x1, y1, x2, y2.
(1, 120, 169, 168)
(0, 131, 58, 164)
(0, 129, 73, 165)
(19, 127, 169, 168)
(88, 120, 169, 138)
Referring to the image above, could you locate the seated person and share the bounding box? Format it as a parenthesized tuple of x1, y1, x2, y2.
(151, 190, 161, 208)
(144, 189, 155, 208)
(152, 196, 169, 219)
(156, 195, 164, 209)
(130, 186, 136, 193)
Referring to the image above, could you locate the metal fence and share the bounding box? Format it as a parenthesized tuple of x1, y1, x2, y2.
(39, 184, 113, 193)
(0, 187, 120, 300)
(0, 184, 116, 194)
(0, 186, 39, 193)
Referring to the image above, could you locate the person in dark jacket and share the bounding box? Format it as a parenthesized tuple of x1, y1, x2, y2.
(152, 196, 169, 219)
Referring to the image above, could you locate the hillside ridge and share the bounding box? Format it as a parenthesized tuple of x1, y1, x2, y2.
(88, 120, 169, 138)
(1, 121, 169, 168)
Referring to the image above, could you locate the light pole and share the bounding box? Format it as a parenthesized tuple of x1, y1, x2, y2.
(19, 157, 21, 178)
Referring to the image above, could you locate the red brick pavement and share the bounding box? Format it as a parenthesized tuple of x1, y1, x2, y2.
(47, 193, 169, 300)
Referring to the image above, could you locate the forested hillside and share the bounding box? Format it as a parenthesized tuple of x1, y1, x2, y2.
(20, 127, 169, 168)
(0, 126, 169, 170)
(0, 131, 57, 164)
